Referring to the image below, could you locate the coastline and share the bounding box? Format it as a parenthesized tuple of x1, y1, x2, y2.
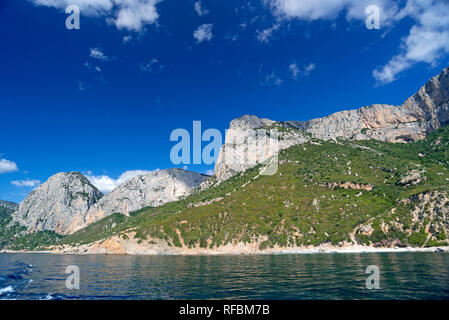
(2, 243, 449, 256)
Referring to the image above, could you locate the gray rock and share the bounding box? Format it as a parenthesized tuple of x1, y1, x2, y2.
(84, 169, 207, 225)
(214, 115, 309, 182)
(290, 66, 449, 142)
(0, 200, 19, 212)
(214, 66, 449, 182)
(11, 172, 103, 235)
(0, 200, 19, 218)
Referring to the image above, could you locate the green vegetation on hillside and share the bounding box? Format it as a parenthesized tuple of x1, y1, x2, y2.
(2, 126, 449, 251)
(0, 216, 62, 250)
(61, 127, 449, 250)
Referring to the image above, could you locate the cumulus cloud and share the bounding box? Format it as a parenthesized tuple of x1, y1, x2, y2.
(11, 179, 40, 188)
(31, 0, 113, 15)
(86, 169, 156, 193)
(268, 0, 449, 84)
(373, 0, 449, 84)
(194, 1, 209, 16)
(193, 24, 213, 43)
(0, 159, 18, 174)
(31, 0, 161, 32)
(113, 0, 160, 31)
(268, 0, 396, 24)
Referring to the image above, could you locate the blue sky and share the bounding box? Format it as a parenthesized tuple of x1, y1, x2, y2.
(1, 0, 449, 202)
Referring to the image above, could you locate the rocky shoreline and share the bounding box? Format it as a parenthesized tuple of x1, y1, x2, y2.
(2, 242, 449, 256)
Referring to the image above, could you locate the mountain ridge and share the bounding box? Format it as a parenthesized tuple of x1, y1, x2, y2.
(214, 66, 449, 182)
(1, 66, 449, 253)
(84, 168, 208, 226)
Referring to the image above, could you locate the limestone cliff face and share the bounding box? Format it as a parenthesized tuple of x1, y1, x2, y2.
(292, 66, 449, 142)
(11, 172, 103, 235)
(214, 115, 309, 182)
(214, 67, 449, 182)
(84, 169, 207, 225)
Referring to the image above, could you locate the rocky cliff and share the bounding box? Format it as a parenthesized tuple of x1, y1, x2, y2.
(214, 115, 309, 182)
(54, 126, 449, 254)
(84, 169, 207, 225)
(11, 172, 103, 235)
(0, 200, 19, 218)
(214, 67, 449, 182)
(291, 66, 449, 142)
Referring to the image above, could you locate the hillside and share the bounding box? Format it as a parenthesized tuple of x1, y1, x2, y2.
(0, 200, 19, 219)
(1, 65, 448, 253)
(3, 126, 447, 253)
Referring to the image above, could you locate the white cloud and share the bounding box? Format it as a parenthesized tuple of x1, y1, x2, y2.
(289, 63, 300, 79)
(264, 72, 283, 86)
(374, 1, 449, 84)
(256, 24, 280, 43)
(0, 159, 18, 174)
(268, 0, 396, 23)
(31, 0, 161, 32)
(123, 35, 133, 44)
(268, 0, 449, 84)
(302, 63, 316, 75)
(113, 0, 160, 31)
(32, 0, 113, 15)
(193, 24, 214, 43)
(289, 62, 316, 79)
(86, 169, 156, 193)
(194, 1, 209, 16)
(288, 63, 316, 80)
(11, 179, 40, 188)
(89, 47, 109, 61)
(140, 58, 160, 72)
(373, 55, 411, 84)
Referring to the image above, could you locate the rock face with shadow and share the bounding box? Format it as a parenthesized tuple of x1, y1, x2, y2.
(84, 169, 207, 226)
(11, 172, 103, 235)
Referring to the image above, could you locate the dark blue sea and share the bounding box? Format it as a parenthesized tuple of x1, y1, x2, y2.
(0, 252, 448, 300)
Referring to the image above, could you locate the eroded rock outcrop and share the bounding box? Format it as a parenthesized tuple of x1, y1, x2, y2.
(11, 172, 103, 235)
(84, 169, 207, 225)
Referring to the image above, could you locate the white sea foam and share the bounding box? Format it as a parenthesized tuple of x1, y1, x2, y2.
(41, 293, 54, 300)
(0, 286, 14, 295)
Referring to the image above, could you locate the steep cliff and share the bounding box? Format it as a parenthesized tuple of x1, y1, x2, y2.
(84, 169, 207, 225)
(10, 172, 103, 235)
(214, 67, 449, 182)
(291, 66, 449, 142)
